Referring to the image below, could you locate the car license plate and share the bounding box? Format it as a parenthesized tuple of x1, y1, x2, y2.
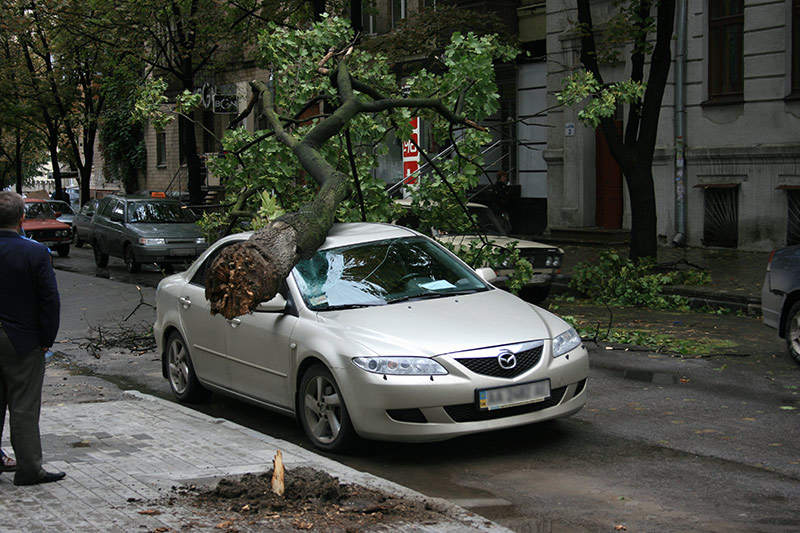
(477, 380, 550, 411)
(173, 248, 194, 256)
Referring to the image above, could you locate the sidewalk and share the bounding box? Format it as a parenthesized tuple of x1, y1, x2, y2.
(0, 390, 508, 533)
(546, 242, 769, 312)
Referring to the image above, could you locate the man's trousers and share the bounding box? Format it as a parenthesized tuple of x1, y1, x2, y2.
(0, 324, 44, 480)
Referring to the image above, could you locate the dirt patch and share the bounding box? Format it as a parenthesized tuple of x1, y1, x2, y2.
(167, 466, 448, 532)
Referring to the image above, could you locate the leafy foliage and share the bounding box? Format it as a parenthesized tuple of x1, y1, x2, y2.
(569, 250, 710, 310)
(557, 70, 645, 129)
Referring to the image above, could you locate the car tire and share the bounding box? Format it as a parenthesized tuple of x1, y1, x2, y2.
(298, 364, 358, 452)
(93, 242, 109, 268)
(159, 263, 175, 274)
(520, 285, 550, 304)
(165, 331, 209, 403)
(56, 244, 70, 257)
(784, 301, 800, 365)
(124, 245, 140, 273)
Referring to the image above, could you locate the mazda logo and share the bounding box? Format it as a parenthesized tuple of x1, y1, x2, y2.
(497, 350, 517, 370)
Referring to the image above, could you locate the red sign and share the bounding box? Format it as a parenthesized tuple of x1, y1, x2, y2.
(402, 117, 421, 185)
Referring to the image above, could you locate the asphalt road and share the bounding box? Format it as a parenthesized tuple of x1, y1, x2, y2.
(50, 260, 800, 532)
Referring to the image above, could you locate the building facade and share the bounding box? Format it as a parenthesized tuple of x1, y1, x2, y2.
(545, 0, 800, 251)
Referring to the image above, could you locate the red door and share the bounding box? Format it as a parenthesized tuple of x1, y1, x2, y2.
(595, 123, 623, 229)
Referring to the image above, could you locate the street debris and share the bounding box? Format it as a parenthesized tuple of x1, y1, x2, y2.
(81, 320, 156, 358)
(164, 465, 445, 532)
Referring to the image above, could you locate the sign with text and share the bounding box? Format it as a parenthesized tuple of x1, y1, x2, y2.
(402, 117, 421, 185)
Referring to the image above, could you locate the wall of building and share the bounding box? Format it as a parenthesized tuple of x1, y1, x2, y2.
(545, 0, 800, 251)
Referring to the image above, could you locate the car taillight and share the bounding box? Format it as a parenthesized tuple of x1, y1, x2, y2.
(766, 250, 776, 272)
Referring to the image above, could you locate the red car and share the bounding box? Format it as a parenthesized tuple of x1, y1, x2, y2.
(23, 199, 72, 257)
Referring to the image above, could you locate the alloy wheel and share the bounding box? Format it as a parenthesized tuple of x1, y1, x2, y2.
(303, 375, 343, 444)
(168, 337, 190, 395)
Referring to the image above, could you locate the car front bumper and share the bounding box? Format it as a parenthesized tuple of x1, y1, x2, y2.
(761, 271, 782, 332)
(133, 243, 208, 263)
(336, 343, 589, 442)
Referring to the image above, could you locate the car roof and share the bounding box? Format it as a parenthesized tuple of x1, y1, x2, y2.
(221, 223, 420, 252)
(393, 197, 488, 209)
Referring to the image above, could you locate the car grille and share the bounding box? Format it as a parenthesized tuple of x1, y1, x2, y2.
(455, 345, 543, 379)
(520, 248, 561, 268)
(444, 386, 567, 422)
(27, 229, 60, 240)
(165, 238, 197, 244)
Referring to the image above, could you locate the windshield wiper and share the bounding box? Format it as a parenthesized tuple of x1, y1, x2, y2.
(386, 288, 485, 305)
(320, 303, 384, 311)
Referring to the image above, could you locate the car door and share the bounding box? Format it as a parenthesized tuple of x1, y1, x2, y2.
(106, 200, 127, 257)
(176, 245, 235, 389)
(225, 283, 299, 408)
(91, 197, 112, 247)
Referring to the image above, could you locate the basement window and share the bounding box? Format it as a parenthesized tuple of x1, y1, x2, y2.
(697, 183, 739, 247)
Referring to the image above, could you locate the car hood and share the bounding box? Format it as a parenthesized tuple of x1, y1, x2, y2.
(314, 288, 560, 357)
(129, 223, 201, 238)
(22, 219, 70, 231)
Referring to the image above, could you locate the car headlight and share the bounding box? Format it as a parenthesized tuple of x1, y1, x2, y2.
(552, 327, 581, 357)
(139, 238, 166, 245)
(553, 256, 561, 267)
(352, 356, 448, 375)
(195, 237, 206, 244)
(545, 256, 553, 267)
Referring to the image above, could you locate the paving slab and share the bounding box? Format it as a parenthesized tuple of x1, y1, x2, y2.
(1, 391, 509, 533)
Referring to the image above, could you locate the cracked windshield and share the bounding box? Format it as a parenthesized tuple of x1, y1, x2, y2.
(293, 237, 488, 310)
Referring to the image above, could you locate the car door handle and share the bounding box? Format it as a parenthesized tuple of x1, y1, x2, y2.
(228, 318, 241, 328)
(178, 296, 191, 308)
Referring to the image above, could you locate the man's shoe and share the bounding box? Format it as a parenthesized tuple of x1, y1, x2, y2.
(0, 453, 16, 472)
(14, 470, 66, 486)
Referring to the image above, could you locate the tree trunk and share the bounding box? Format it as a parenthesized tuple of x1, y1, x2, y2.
(180, 112, 204, 205)
(80, 129, 96, 206)
(14, 128, 23, 194)
(624, 163, 658, 260)
(206, 170, 350, 318)
(47, 138, 63, 201)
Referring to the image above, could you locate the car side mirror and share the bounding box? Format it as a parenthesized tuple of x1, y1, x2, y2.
(475, 267, 498, 283)
(256, 294, 287, 313)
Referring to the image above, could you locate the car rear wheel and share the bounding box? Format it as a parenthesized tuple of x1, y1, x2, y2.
(56, 244, 70, 257)
(520, 285, 550, 304)
(298, 364, 357, 452)
(124, 245, 140, 273)
(784, 301, 800, 365)
(93, 243, 109, 267)
(166, 331, 208, 402)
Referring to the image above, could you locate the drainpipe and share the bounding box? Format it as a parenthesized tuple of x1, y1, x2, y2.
(672, 0, 688, 247)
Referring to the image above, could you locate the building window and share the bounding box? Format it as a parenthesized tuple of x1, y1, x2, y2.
(793, 0, 800, 94)
(391, 0, 406, 28)
(708, 0, 744, 100)
(361, 0, 376, 34)
(701, 185, 739, 247)
(156, 132, 167, 168)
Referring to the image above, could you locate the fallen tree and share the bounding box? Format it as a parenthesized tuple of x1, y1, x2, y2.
(191, 18, 515, 319)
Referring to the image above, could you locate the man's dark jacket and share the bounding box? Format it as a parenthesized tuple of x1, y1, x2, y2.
(0, 229, 60, 356)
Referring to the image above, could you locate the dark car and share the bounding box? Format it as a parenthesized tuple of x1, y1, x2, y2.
(22, 199, 72, 257)
(90, 195, 208, 273)
(762, 246, 800, 364)
(73, 198, 99, 247)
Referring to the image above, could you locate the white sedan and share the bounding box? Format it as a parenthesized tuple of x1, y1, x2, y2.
(154, 223, 589, 451)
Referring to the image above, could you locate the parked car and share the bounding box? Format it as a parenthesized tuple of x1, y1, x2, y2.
(72, 198, 99, 248)
(154, 223, 588, 451)
(22, 199, 72, 257)
(90, 195, 207, 273)
(762, 246, 800, 364)
(395, 199, 564, 302)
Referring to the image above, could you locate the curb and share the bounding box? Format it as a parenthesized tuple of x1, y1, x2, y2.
(551, 278, 761, 315)
(121, 390, 513, 533)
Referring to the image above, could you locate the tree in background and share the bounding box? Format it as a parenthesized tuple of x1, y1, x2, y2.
(558, 0, 676, 260)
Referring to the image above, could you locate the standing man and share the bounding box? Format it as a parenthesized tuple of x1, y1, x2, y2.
(0, 191, 65, 485)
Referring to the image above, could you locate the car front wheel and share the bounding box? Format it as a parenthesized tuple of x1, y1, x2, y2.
(165, 331, 208, 402)
(124, 245, 140, 273)
(784, 301, 800, 365)
(56, 244, 70, 257)
(93, 243, 109, 267)
(298, 364, 357, 452)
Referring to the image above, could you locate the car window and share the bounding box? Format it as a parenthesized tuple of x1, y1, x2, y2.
(111, 201, 125, 219)
(80, 200, 97, 215)
(466, 206, 507, 235)
(98, 198, 113, 216)
(293, 236, 488, 311)
(24, 202, 58, 219)
(47, 201, 73, 214)
(127, 201, 197, 224)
